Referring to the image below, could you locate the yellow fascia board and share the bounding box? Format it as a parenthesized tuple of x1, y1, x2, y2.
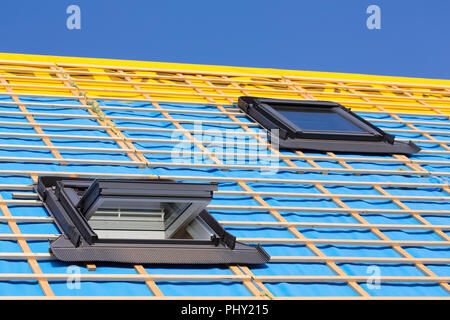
(0, 52, 449, 86)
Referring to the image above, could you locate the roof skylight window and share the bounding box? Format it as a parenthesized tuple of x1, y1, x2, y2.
(37, 176, 269, 265)
(238, 96, 421, 154)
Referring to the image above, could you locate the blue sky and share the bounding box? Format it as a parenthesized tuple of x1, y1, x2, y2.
(0, 1, 448, 79)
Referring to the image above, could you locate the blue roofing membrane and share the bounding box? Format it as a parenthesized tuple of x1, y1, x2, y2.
(0, 96, 449, 298)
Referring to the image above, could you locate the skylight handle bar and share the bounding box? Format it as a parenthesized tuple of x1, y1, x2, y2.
(57, 185, 98, 245)
(199, 210, 236, 250)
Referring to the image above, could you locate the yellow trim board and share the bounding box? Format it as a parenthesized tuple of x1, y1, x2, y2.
(0, 52, 449, 86)
(0, 52, 448, 117)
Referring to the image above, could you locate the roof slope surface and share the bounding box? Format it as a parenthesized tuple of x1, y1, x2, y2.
(0, 53, 449, 299)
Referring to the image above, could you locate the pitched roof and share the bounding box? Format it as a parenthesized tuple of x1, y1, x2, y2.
(0, 53, 449, 299)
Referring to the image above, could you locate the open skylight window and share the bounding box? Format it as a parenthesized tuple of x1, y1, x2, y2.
(77, 179, 213, 241)
(238, 96, 421, 154)
(37, 176, 269, 265)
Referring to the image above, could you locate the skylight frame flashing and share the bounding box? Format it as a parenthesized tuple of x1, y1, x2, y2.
(37, 176, 270, 265)
(238, 96, 420, 154)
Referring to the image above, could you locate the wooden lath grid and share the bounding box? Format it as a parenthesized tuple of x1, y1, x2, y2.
(0, 176, 450, 298)
(173, 72, 450, 296)
(0, 101, 450, 173)
(0, 59, 448, 298)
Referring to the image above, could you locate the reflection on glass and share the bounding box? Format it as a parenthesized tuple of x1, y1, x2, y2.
(275, 106, 365, 133)
(87, 202, 200, 240)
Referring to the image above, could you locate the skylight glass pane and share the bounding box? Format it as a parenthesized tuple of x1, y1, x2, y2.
(87, 201, 199, 240)
(88, 208, 166, 239)
(275, 107, 365, 133)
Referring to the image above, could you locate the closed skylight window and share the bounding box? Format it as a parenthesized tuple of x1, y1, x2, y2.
(238, 96, 421, 154)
